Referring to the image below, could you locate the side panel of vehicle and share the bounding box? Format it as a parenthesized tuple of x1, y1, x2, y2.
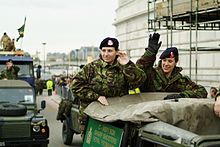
(138, 121, 220, 147)
(70, 105, 80, 133)
(83, 118, 124, 147)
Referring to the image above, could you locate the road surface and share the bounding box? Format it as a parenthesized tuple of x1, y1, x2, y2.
(37, 91, 83, 147)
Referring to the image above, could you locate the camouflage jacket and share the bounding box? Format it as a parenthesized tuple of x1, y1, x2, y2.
(0, 66, 20, 80)
(35, 79, 44, 89)
(136, 49, 208, 98)
(71, 58, 146, 105)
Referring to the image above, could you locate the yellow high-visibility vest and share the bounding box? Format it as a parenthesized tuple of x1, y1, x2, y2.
(129, 88, 140, 95)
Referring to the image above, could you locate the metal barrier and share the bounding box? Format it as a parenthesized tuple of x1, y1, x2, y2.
(62, 86, 68, 98)
(55, 85, 75, 101)
(55, 85, 62, 97)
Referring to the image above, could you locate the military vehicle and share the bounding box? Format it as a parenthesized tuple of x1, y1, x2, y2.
(58, 91, 220, 147)
(0, 80, 49, 147)
(0, 50, 35, 88)
(57, 89, 81, 145)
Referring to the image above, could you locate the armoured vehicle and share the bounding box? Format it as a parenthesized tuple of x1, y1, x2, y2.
(0, 80, 49, 147)
(0, 51, 35, 88)
(58, 91, 220, 147)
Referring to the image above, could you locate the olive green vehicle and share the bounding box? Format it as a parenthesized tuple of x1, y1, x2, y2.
(56, 89, 81, 145)
(0, 80, 49, 147)
(58, 92, 220, 147)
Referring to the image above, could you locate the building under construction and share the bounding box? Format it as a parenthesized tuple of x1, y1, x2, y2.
(114, 0, 220, 89)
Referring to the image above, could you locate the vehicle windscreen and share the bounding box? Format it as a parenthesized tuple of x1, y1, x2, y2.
(0, 61, 34, 78)
(0, 88, 34, 104)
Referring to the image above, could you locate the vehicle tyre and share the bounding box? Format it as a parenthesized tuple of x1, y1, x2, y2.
(32, 144, 48, 147)
(40, 144, 48, 147)
(0, 103, 27, 116)
(62, 119, 74, 145)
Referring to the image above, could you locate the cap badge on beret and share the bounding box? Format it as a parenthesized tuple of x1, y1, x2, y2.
(170, 52, 174, 58)
(159, 47, 179, 62)
(107, 40, 113, 46)
(99, 37, 119, 50)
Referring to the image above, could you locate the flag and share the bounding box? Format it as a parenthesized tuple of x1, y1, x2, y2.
(16, 17, 26, 42)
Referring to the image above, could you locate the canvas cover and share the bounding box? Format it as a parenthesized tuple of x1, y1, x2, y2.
(84, 93, 220, 134)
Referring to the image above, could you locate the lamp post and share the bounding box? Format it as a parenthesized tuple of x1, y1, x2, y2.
(76, 49, 79, 71)
(42, 43, 46, 73)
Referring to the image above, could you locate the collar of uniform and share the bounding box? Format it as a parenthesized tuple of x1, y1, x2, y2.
(99, 58, 120, 68)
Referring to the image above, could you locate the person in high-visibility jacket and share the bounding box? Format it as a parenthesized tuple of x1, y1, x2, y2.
(46, 79, 53, 96)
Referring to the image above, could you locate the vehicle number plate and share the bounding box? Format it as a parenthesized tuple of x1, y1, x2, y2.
(0, 142, 5, 146)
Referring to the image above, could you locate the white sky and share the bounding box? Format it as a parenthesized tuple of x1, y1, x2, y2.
(0, 0, 117, 57)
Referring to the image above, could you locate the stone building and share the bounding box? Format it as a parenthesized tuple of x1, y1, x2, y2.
(114, 0, 220, 88)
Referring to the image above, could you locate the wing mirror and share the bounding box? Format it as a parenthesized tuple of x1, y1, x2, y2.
(41, 100, 46, 109)
(38, 100, 46, 113)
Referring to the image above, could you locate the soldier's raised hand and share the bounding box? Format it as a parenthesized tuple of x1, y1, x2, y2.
(117, 50, 129, 65)
(147, 33, 162, 53)
(214, 96, 220, 117)
(97, 96, 109, 106)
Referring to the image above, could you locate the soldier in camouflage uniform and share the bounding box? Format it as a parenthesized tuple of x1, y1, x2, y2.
(136, 33, 207, 99)
(35, 78, 44, 95)
(71, 37, 146, 134)
(0, 32, 11, 51)
(0, 59, 20, 80)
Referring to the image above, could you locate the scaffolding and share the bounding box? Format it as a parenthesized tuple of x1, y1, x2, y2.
(148, 0, 220, 84)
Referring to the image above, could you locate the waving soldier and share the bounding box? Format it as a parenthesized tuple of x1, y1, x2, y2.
(136, 33, 207, 99)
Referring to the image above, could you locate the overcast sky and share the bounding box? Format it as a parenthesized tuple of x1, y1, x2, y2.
(0, 0, 117, 57)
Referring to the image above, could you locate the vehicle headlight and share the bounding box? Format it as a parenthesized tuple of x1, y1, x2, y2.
(31, 120, 48, 134)
(31, 118, 49, 139)
(33, 125, 40, 132)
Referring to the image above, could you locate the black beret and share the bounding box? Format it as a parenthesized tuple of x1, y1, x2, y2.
(159, 47, 179, 62)
(7, 59, 13, 63)
(99, 37, 119, 50)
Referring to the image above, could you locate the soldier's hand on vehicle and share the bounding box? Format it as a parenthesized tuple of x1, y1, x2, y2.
(147, 33, 162, 53)
(214, 96, 220, 117)
(97, 96, 109, 106)
(117, 50, 129, 65)
(163, 93, 184, 100)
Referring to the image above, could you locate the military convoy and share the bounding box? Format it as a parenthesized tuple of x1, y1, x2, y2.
(0, 80, 49, 147)
(57, 90, 220, 147)
(1, 50, 217, 147)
